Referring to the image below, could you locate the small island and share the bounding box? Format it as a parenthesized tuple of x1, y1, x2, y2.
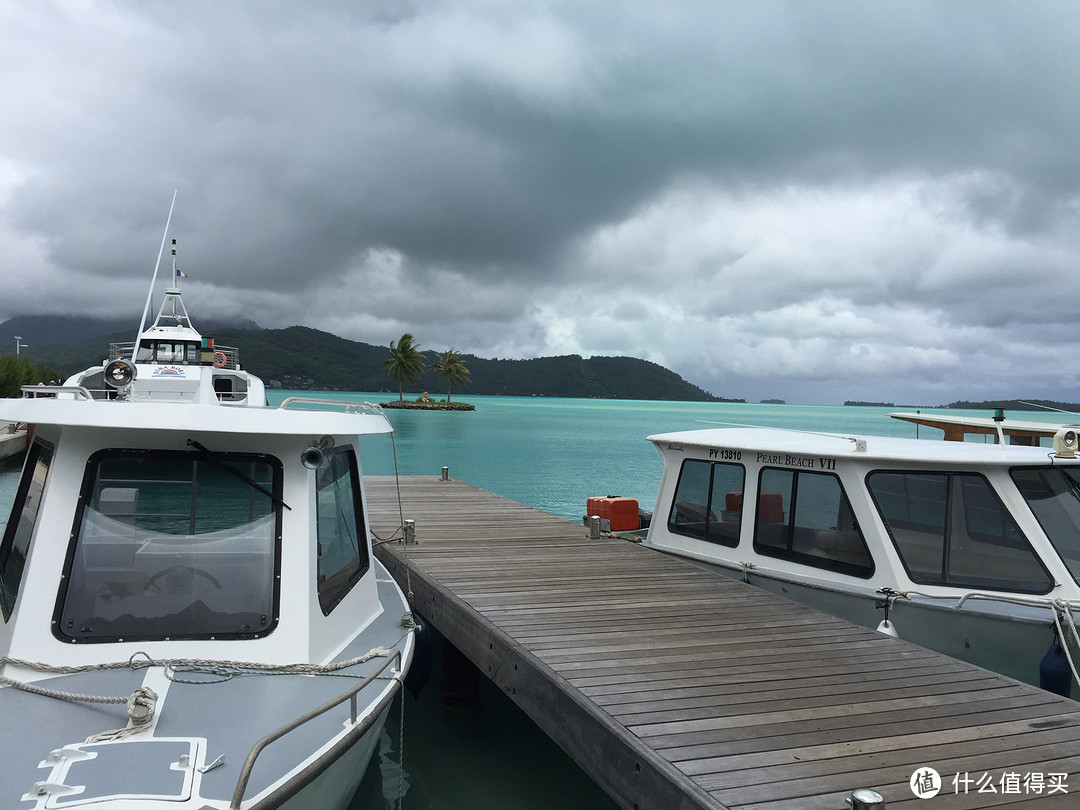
(382, 394, 475, 411)
(382, 335, 474, 410)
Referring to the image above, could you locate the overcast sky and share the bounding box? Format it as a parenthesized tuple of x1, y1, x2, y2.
(3, 1, 1080, 405)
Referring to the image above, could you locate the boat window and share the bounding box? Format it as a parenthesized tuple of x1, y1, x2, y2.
(1011, 466, 1080, 583)
(0, 440, 54, 621)
(316, 446, 370, 615)
(868, 471, 1051, 594)
(667, 459, 744, 547)
(753, 468, 874, 578)
(54, 449, 282, 642)
(136, 341, 199, 364)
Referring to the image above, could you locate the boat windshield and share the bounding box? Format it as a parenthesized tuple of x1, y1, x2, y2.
(54, 449, 281, 642)
(1011, 466, 1080, 583)
(136, 341, 199, 364)
(868, 471, 1052, 594)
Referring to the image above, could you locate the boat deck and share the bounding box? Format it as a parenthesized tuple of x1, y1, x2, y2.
(367, 475, 1080, 809)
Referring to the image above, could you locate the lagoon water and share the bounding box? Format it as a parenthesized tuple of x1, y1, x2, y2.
(0, 396, 1068, 808)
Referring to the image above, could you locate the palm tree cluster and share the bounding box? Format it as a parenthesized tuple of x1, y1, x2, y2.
(382, 334, 471, 402)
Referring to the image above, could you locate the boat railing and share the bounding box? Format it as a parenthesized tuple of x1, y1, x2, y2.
(229, 649, 405, 810)
(108, 341, 241, 370)
(20, 384, 95, 400)
(108, 341, 135, 360)
(277, 397, 385, 417)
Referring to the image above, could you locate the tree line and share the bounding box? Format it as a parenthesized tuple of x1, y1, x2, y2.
(0, 354, 64, 398)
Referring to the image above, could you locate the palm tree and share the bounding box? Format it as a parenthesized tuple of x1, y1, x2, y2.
(433, 348, 470, 402)
(382, 333, 426, 401)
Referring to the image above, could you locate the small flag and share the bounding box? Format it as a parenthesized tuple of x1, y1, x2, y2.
(176, 268, 188, 279)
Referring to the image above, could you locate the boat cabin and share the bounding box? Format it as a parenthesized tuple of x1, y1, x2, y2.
(645, 427, 1080, 687)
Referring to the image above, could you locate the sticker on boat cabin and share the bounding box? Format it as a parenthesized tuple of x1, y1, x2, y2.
(151, 366, 187, 378)
(754, 451, 837, 471)
(708, 448, 742, 461)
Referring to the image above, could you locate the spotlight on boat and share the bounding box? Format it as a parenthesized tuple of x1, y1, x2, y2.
(301, 435, 335, 469)
(103, 358, 137, 389)
(1053, 427, 1080, 458)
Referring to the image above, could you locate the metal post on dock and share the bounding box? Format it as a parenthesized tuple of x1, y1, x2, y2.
(587, 515, 602, 539)
(847, 788, 884, 808)
(403, 519, 416, 544)
(440, 466, 449, 481)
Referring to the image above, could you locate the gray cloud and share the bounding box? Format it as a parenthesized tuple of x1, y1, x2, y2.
(3, 0, 1080, 405)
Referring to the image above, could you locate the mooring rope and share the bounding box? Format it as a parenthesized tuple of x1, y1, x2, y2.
(0, 645, 402, 744)
(1050, 599, 1080, 691)
(387, 431, 415, 608)
(85, 686, 160, 743)
(0, 647, 393, 681)
(881, 589, 1080, 692)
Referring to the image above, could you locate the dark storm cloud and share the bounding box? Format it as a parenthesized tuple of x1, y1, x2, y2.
(3, 1, 1080, 404)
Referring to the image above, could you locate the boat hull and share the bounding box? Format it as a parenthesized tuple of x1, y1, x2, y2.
(690, 556, 1064, 694)
(271, 704, 392, 810)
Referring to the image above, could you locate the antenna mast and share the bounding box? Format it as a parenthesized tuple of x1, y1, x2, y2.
(134, 189, 178, 357)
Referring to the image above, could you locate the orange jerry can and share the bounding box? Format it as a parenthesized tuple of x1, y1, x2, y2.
(604, 496, 639, 531)
(586, 496, 609, 520)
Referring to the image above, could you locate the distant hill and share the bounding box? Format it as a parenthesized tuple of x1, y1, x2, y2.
(0, 315, 134, 347)
(947, 399, 1080, 414)
(1, 317, 725, 402)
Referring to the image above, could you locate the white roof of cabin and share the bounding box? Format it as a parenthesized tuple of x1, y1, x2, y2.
(0, 396, 392, 436)
(647, 427, 1079, 466)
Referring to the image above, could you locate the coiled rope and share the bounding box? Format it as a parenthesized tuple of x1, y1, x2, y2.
(0, 644, 398, 741)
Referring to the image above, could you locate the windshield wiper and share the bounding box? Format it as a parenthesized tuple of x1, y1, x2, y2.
(187, 439, 291, 511)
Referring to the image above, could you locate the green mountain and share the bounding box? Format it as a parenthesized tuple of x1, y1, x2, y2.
(1, 317, 725, 402)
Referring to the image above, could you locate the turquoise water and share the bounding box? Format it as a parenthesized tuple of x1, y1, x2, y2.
(0, 397, 1069, 808)
(307, 394, 1066, 524)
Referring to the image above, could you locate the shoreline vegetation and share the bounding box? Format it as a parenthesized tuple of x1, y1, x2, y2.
(0, 318, 723, 403)
(845, 399, 1080, 412)
(3, 317, 1080, 411)
(381, 398, 475, 411)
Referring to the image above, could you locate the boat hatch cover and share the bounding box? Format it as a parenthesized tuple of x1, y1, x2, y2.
(32, 738, 198, 807)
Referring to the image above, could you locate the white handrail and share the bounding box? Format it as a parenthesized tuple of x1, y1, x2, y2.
(20, 385, 95, 400)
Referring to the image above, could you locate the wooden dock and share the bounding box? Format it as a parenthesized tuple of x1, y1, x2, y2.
(0, 421, 27, 461)
(367, 475, 1080, 809)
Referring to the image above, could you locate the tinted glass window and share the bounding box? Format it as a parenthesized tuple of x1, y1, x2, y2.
(1012, 466, 1080, 583)
(56, 449, 281, 642)
(0, 440, 54, 620)
(316, 446, 370, 614)
(667, 459, 745, 547)
(753, 468, 873, 578)
(868, 471, 1050, 593)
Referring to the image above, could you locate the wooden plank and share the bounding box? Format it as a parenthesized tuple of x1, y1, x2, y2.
(366, 476, 1080, 810)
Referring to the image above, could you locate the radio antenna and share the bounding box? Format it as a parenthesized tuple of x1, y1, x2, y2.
(133, 189, 178, 358)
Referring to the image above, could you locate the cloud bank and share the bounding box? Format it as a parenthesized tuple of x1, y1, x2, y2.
(3, 0, 1080, 404)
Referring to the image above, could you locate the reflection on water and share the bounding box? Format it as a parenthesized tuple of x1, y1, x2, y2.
(351, 624, 619, 810)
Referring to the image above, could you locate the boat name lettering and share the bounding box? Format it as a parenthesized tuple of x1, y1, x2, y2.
(756, 452, 836, 470)
(708, 448, 742, 461)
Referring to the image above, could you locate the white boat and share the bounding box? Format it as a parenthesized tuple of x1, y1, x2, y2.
(0, 259, 415, 808)
(643, 425, 1080, 694)
(890, 409, 1075, 445)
